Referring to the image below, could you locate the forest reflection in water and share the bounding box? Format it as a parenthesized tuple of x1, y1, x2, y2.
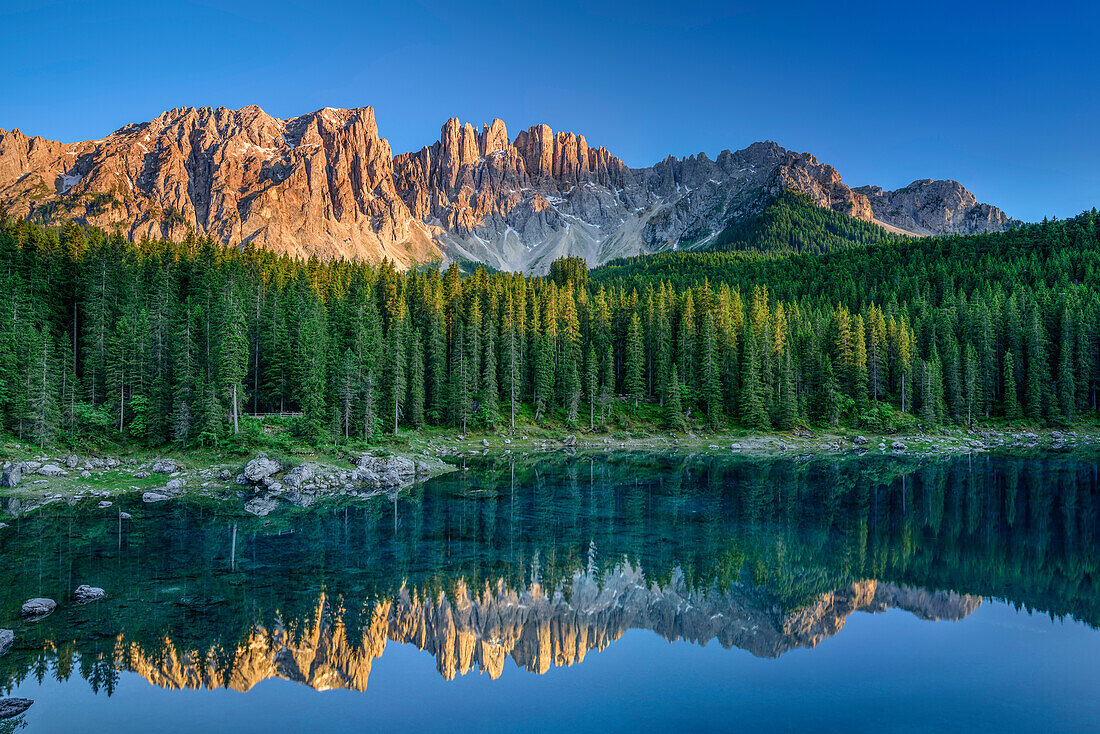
(1, 450, 1097, 699)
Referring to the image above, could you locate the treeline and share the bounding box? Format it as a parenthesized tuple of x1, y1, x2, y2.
(1, 208, 1099, 449)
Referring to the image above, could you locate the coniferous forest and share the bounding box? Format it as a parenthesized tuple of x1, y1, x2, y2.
(2, 202, 1099, 450)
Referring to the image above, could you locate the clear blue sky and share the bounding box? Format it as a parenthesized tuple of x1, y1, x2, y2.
(2, 1, 1095, 222)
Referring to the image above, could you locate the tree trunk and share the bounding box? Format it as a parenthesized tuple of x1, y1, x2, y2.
(232, 383, 239, 434)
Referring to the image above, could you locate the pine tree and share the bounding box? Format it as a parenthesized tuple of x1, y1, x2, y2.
(776, 348, 797, 430)
(477, 322, 499, 427)
(624, 313, 645, 406)
(700, 309, 723, 427)
(220, 287, 249, 434)
(408, 329, 426, 428)
(666, 365, 685, 430)
(1003, 351, 1021, 419)
(739, 323, 768, 429)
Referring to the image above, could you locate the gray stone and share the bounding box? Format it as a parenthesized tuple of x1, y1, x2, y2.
(37, 463, 66, 477)
(105, 457, 120, 468)
(142, 492, 170, 503)
(81, 470, 91, 478)
(0, 698, 33, 719)
(98, 501, 113, 509)
(20, 598, 56, 619)
(65, 454, 79, 469)
(217, 468, 233, 481)
(73, 584, 106, 604)
(562, 434, 577, 447)
(481, 439, 490, 447)
(151, 459, 177, 474)
(0, 462, 20, 488)
(119, 512, 132, 520)
(892, 441, 907, 450)
(133, 471, 150, 479)
(165, 477, 186, 492)
(243, 454, 281, 484)
(0, 629, 12, 656)
(282, 464, 315, 489)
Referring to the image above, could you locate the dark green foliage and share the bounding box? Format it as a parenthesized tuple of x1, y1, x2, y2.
(703, 189, 892, 255)
(1, 208, 1099, 449)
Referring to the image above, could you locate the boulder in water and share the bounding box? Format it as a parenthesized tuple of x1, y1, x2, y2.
(73, 585, 106, 604)
(20, 598, 56, 619)
(0, 629, 12, 656)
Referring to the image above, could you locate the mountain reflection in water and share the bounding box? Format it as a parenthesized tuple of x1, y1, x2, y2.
(0, 451, 1096, 697)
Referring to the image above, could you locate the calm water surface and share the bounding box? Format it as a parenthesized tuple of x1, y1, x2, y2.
(1, 451, 1098, 732)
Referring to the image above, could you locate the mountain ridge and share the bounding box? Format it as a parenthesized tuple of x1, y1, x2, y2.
(0, 104, 1019, 272)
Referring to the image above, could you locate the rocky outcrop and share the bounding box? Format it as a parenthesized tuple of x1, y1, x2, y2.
(242, 454, 281, 484)
(854, 180, 1021, 235)
(0, 629, 12, 656)
(151, 459, 178, 474)
(119, 570, 979, 692)
(0, 462, 20, 488)
(0, 106, 1016, 273)
(0, 106, 440, 269)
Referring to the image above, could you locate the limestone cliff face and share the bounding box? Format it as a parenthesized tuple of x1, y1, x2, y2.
(854, 180, 1021, 235)
(119, 571, 980, 692)
(0, 105, 1016, 272)
(0, 106, 440, 269)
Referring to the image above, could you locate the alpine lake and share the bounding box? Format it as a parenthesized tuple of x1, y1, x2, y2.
(1, 449, 1099, 732)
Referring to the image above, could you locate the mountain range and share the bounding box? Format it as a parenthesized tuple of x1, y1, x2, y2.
(0, 105, 1018, 272)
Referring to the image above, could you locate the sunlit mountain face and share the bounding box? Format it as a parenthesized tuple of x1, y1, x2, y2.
(1, 451, 1097, 696)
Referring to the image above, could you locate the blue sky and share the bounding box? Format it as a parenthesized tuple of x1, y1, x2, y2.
(2, 0, 1095, 222)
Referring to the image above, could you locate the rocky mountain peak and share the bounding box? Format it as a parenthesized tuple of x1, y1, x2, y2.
(0, 104, 1019, 272)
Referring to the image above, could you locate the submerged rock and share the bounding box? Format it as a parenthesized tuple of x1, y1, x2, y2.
(0, 698, 33, 719)
(74, 585, 106, 604)
(20, 598, 56, 619)
(0, 629, 12, 656)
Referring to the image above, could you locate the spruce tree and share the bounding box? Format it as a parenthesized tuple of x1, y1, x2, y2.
(666, 365, 685, 430)
(624, 313, 645, 407)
